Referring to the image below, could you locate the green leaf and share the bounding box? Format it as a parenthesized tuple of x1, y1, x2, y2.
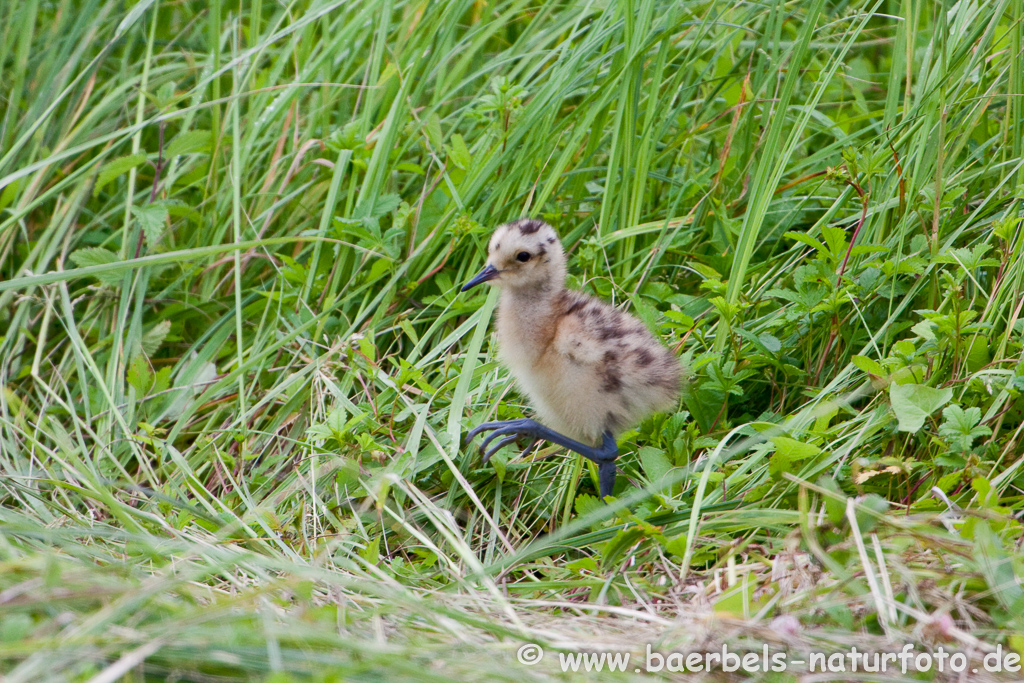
(758, 333, 781, 354)
(359, 536, 381, 565)
(889, 383, 953, 432)
(490, 451, 506, 482)
(132, 203, 169, 245)
(565, 557, 598, 573)
(783, 230, 828, 255)
(94, 154, 147, 196)
(911, 319, 936, 341)
(141, 320, 172, 356)
(851, 354, 885, 378)
(770, 436, 821, 459)
(964, 334, 991, 373)
(424, 113, 442, 149)
(127, 354, 154, 395)
(768, 436, 820, 480)
(574, 493, 602, 519)
(152, 366, 172, 394)
(448, 134, 472, 169)
(166, 129, 213, 157)
(974, 521, 1024, 613)
(68, 247, 122, 285)
(891, 339, 917, 359)
(816, 476, 847, 525)
(939, 404, 991, 452)
(638, 446, 672, 483)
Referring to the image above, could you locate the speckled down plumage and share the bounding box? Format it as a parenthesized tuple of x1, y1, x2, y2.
(480, 219, 681, 444)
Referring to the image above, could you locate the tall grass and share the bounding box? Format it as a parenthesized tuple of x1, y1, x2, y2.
(2, 0, 1024, 680)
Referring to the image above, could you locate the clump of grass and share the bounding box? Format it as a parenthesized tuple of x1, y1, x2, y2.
(2, 0, 1024, 680)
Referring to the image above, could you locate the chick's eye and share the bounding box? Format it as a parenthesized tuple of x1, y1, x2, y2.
(516, 251, 531, 262)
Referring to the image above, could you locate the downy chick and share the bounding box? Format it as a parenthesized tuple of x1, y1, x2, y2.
(461, 218, 681, 498)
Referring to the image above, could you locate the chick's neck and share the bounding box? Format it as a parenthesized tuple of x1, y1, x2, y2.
(497, 276, 563, 357)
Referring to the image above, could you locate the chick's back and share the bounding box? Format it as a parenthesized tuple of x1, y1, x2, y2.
(500, 289, 681, 444)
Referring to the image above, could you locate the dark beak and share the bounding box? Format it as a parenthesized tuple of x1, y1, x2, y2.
(461, 264, 499, 292)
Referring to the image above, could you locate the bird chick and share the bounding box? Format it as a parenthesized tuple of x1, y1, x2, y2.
(461, 218, 681, 498)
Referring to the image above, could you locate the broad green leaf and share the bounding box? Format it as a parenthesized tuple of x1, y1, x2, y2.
(851, 354, 885, 377)
(768, 437, 820, 480)
(132, 203, 169, 245)
(964, 334, 991, 373)
(166, 129, 213, 157)
(141, 320, 172, 357)
(771, 436, 821, 459)
(758, 333, 781, 354)
(638, 446, 672, 483)
(449, 134, 472, 169)
(974, 521, 1024, 614)
(424, 113, 442, 149)
(574, 493, 602, 519)
(94, 154, 147, 196)
(127, 354, 154, 395)
(889, 383, 953, 432)
(359, 536, 381, 565)
(783, 230, 827, 254)
(911, 319, 936, 341)
(68, 247, 122, 285)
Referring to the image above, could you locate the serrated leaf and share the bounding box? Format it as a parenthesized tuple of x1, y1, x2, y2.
(359, 536, 380, 565)
(784, 230, 827, 254)
(449, 134, 471, 169)
(490, 451, 506, 482)
(306, 424, 334, 440)
(638, 446, 672, 483)
(816, 476, 847, 525)
(424, 113, 442, 149)
(141, 320, 171, 356)
(889, 383, 953, 432)
(574, 493, 602, 519)
(758, 333, 781, 354)
(911, 319, 936, 341)
(126, 354, 154, 395)
(326, 406, 347, 437)
(771, 436, 821, 459)
(939, 404, 991, 452)
(565, 557, 598, 573)
(94, 154, 147, 196)
(851, 354, 886, 378)
(152, 366, 172, 394)
(132, 203, 168, 245)
(600, 527, 644, 569)
(166, 129, 213, 157)
(768, 437, 819, 480)
(68, 247, 122, 285)
(964, 334, 991, 373)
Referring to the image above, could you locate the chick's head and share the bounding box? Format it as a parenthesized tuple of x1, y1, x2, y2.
(462, 219, 565, 293)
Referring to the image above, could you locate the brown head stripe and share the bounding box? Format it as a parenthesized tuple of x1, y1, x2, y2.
(518, 219, 544, 234)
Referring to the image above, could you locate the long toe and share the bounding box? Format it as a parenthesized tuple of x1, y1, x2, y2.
(482, 435, 521, 462)
(466, 418, 534, 443)
(465, 421, 502, 443)
(477, 424, 528, 453)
